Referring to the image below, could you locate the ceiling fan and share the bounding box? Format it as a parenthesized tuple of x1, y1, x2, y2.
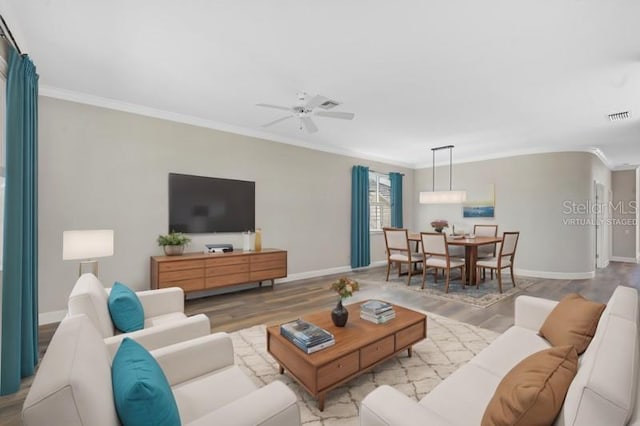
(256, 92, 355, 134)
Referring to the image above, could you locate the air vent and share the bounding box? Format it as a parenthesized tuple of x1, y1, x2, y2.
(608, 111, 631, 121)
(319, 100, 341, 110)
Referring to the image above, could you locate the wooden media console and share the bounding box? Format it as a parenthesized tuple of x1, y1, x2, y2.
(150, 248, 287, 293)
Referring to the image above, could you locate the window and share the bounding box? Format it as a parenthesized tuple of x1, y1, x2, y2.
(369, 171, 391, 231)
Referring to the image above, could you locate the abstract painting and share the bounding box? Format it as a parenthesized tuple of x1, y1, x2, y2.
(463, 184, 495, 218)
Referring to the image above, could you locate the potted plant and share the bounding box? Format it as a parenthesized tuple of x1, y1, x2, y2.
(157, 231, 191, 256)
(329, 277, 360, 327)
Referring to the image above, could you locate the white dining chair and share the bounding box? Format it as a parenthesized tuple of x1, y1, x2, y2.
(420, 232, 465, 293)
(475, 231, 519, 293)
(474, 224, 499, 279)
(383, 228, 423, 285)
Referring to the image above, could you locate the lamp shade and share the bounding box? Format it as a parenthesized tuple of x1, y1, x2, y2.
(419, 190, 467, 204)
(63, 230, 114, 260)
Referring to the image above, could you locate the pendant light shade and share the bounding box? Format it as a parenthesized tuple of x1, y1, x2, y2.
(419, 190, 467, 204)
(419, 145, 467, 204)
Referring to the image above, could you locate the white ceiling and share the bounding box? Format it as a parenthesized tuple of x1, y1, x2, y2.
(6, 0, 640, 168)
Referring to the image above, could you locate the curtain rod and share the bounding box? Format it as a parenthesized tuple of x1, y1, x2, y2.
(369, 169, 405, 177)
(0, 14, 22, 55)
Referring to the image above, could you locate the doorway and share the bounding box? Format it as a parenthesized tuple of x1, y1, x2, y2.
(595, 181, 609, 268)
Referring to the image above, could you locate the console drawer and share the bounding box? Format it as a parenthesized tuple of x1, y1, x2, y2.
(160, 268, 204, 283)
(205, 256, 249, 267)
(360, 335, 395, 369)
(249, 268, 286, 282)
(317, 351, 359, 390)
(251, 252, 286, 264)
(206, 273, 250, 288)
(251, 252, 287, 271)
(159, 278, 204, 292)
(159, 259, 204, 272)
(206, 263, 249, 277)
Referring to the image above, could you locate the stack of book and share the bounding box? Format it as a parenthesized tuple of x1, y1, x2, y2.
(360, 300, 396, 324)
(280, 319, 335, 354)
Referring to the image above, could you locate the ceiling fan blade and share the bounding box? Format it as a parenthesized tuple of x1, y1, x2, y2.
(300, 117, 318, 134)
(304, 95, 329, 110)
(262, 115, 293, 128)
(256, 103, 292, 111)
(315, 111, 355, 120)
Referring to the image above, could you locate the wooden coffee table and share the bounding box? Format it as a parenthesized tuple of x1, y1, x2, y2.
(266, 302, 427, 411)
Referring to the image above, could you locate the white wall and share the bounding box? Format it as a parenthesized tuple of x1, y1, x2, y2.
(39, 97, 414, 314)
(413, 152, 611, 276)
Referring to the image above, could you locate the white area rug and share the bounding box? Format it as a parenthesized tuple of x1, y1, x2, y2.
(230, 313, 500, 425)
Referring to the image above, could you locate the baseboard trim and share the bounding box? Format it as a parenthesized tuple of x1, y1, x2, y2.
(39, 262, 388, 323)
(38, 262, 591, 323)
(514, 268, 595, 280)
(39, 310, 67, 325)
(610, 256, 639, 264)
(277, 261, 387, 284)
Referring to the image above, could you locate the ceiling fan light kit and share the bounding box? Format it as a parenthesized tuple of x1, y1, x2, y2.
(257, 92, 355, 134)
(419, 145, 467, 204)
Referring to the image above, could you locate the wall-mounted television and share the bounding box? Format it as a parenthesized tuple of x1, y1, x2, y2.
(169, 173, 255, 233)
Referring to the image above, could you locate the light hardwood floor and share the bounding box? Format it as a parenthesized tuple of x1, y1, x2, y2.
(1, 261, 638, 425)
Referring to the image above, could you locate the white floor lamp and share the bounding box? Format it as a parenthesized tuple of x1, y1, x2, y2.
(63, 230, 114, 277)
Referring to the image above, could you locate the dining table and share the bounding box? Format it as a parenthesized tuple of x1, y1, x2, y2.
(408, 233, 502, 285)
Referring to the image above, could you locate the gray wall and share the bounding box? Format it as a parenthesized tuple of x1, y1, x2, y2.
(39, 97, 414, 314)
(612, 169, 638, 259)
(413, 152, 611, 275)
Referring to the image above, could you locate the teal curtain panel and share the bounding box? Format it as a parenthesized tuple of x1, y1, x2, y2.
(1, 47, 39, 395)
(351, 165, 370, 268)
(389, 172, 403, 228)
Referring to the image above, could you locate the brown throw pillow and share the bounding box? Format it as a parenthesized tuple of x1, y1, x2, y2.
(539, 293, 606, 355)
(481, 345, 578, 426)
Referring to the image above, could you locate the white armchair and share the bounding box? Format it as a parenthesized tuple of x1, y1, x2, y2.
(23, 314, 301, 426)
(67, 273, 211, 355)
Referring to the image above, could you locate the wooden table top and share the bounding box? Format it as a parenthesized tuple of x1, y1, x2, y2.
(266, 302, 426, 367)
(408, 234, 502, 246)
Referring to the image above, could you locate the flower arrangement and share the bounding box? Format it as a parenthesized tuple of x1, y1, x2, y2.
(430, 220, 449, 232)
(330, 277, 360, 299)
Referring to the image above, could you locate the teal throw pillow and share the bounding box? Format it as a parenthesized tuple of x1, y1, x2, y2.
(112, 338, 181, 426)
(108, 281, 144, 332)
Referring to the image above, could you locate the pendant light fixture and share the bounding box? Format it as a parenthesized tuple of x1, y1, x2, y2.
(419, 145, 467, 204)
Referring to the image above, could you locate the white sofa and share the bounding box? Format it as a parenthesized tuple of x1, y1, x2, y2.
(68, 273, 211, 356)
(361, 286, 640, 425)
(23, 314, 301, 426)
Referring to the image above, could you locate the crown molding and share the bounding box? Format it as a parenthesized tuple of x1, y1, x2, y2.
(412, 146, 615, 170)
(612, 164, 640, 171)
(39, 86, 619, 172)
(39, 85, 414, 170)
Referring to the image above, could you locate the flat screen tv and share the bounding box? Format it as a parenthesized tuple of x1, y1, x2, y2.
(169, 173, 255, 233)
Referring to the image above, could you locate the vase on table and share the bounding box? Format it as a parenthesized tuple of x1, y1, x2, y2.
(331, 299, 349, 327)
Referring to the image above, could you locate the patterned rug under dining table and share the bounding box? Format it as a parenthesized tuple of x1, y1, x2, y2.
(266, 302, 427, 411)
